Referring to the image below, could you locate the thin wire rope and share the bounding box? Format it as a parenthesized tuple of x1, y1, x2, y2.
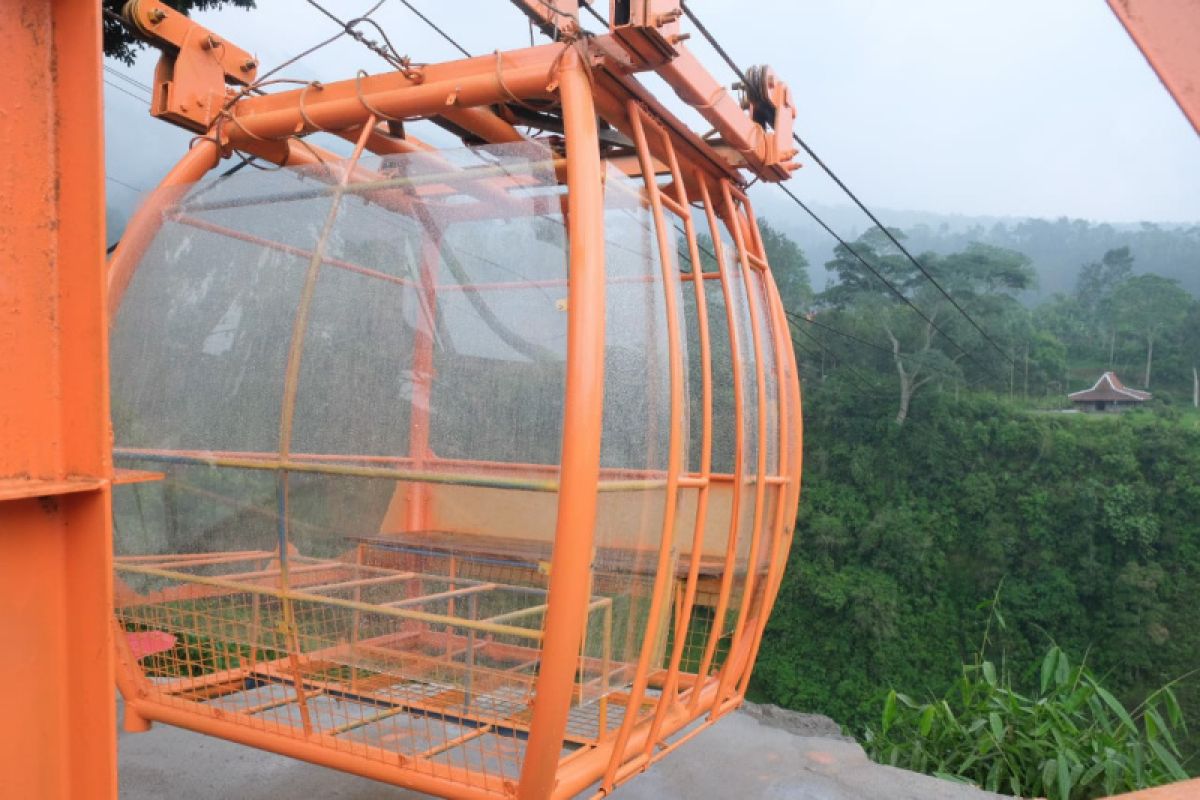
(791, 322, 880, 393)
(785, 309, 888, 355)
(676, 222, 988, 388)
(103, 78, 149, 102)
(389, 0, 473, 57)
(107, 175, 144, 194)
(786, 132, 1014, 365)
(678, 0, 1013, 369)
(580, 2, 608, 28)
(103, 65, 152, 94)
(786, 311, 989, 389)
(777, 183, 993, 375)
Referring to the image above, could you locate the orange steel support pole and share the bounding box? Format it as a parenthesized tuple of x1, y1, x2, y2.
(1107, 0, 1200, 136)
(601, 102, 689, 790)
(689, 177, 748, 706)
(0, 2, 116, 798)
(406, 232, 443, 531)
(516, 45, 607, 800)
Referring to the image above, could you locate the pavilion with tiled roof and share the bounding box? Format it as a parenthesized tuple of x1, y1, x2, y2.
(1068, 371, 1152, 412)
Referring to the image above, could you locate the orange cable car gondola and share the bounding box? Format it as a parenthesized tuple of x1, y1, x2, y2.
(107, 2, 802, 798)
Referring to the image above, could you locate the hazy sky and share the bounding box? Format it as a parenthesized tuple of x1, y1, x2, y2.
(104, 0, 1200, 224)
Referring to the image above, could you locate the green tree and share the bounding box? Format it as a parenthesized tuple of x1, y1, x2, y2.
(1112, 274, 1191, 388)
(103, 0, 256, 64)
(1184, 302, 1200, 407)
(1075, 247, 1134, 367)
(821, 231, 1032, 423)
(758, 217, 811, 313)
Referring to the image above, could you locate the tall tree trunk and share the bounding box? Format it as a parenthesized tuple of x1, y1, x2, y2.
(1144, 332, 1154, 388)
(884, 318, 935, 425)
(1109, 327, 1116, 368)
(896, 370, 913, 425)
(1193, 365, 1198, 408)
(1023, 342, 1029, 399)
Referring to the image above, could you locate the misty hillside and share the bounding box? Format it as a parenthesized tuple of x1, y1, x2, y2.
(752, 193, 1200, 301)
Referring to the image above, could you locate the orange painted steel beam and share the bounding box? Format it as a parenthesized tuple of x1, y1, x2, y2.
(220, 47, 560, 147)
(1107, 0, 1200, 136)
(711, 180, 772, 714)
(0, 1, 116, 798)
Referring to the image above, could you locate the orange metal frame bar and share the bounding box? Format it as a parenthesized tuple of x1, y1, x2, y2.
(0, 2, 116, 798)
(514, 46, 608, 800)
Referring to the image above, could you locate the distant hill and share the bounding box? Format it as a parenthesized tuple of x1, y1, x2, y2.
(752, 194, 1200, 303)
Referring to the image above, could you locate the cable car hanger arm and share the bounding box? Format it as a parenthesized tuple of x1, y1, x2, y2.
(511, 0, 801, 182)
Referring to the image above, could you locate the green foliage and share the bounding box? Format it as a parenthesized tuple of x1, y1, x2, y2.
(750, 385, 1200, 779)
(759, 217, 812, 313)
(1112, 274, 1192, 388)
(866, 638, 1190, 799)
(814, 229, 1034, 422)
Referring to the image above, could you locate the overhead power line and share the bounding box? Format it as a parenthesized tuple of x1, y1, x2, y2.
(786, 310, 891, 356)
(791, 323, 880, 389)
(103, 78, 149, 103)
(776, 184, 994, 375)
(677, 0, 1014, 369)
(394, 0, 472, 57)
(103, 65, 153, 95)
(785, 133, 1014, 366)
(785, 309, 987, 389)
(106, 175, 145, 194)
(579, 2, 609, 28)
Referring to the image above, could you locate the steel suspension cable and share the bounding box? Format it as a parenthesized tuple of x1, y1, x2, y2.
(785, 309, 986, 389)
(678, 0, 1014, 370)
(388, 0, 473, 57)
(777, 184, 993, 374)
(791, 323, 881, 390)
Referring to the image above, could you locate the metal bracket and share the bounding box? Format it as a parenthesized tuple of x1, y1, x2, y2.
(123, 0, 258, 132)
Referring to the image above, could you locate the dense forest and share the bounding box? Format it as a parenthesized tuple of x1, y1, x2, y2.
(746, 215, 1200, 792)
(757, 198, 1200, 302)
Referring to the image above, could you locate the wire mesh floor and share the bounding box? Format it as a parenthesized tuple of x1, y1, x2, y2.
(115, 544, 639, 786)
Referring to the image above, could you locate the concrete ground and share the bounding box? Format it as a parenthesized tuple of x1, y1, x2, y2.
(117, 701, 1003, 800)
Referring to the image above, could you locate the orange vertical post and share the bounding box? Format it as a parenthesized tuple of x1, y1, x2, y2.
(0, 2, 116, 798)
(516, 45, 607, 800)
(406, 232, 443, 532)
